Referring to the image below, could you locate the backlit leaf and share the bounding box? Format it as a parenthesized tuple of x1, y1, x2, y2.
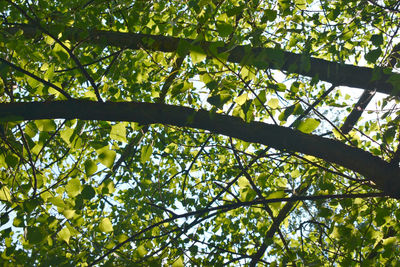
(84, 159, 97, 177)
(297, 118, 320, 133)
(66, 178, 81, 198)
(99, 218, 113, 233)
(110, 122, 127, 143)
(235, 93, 248, 106)
(190, 47, 206, 64)
(267, 98, 279, 109)
(97, 146, 116, 168)
(57, 227, 71, 244)
(140, 145, 153, 164)
(0, 186, 11, 202)
(172, 257, 184, 267)
(35, 120, 56, 132)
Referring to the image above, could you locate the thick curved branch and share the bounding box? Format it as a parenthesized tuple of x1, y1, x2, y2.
(5, 24, 400, 96)
(0, 100, 399, 195)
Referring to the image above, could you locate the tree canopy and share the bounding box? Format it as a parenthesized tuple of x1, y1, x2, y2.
(0, 0, 400, 265)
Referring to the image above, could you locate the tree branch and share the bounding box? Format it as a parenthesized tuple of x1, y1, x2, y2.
(0, 100, 399, 195)
(5, 24, 400, 96)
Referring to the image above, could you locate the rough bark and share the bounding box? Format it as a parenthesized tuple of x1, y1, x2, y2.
(0, 100, 399, 196)
(5, 24, 400, 96)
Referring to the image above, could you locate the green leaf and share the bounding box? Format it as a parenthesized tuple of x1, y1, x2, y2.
(82, 185, 96, 200)
(53, 43, 69, 61)
(216, 22, 234, 37)
(102, 180, 115, 195)
(226, 6, 243, 17)
(383, 126, 396, 144)
(234, 93, 248, 106)
(388, 74, 400, 92)
(278, 0, 291, 11)
(27, 227, 46, 244)
(207, 93, 231, 107)
(257, 173, 268, 188)
(172, 256, 184, 267)
(365, 48, 382, 63)
(327, 7, 340, 20)
(35, 120, 56, 132)
(84, 159, 98, 177)
(370, 34, 383, 46)
(382, 237, 396, 247)
(5, 154, 19, 168)
(97, 146, 116, 168)
(66, 178, 81, 198)
(23, 199, 40, 213)
(43, 35, 55, 45)
(263, 9, 277, 22)
(26, 76, 40, 91)
(238, 176, 250, 189)
(278, 105, 295, 122)
(297, 118, 320, 133)
(190, 46, 207, 64)
(60, 127, 74, 144)
(25, 122, 38, 138)
(49, 196, 65, 208)
(137, 245, 148, 257)
(267, 98, 279, 109)
(110, 122, 127, 143)
(57, 227, 71, 244)
(0, 213, 9, 226)
(63, 209, 75, 219)
(140, 145, 153, 164)
(0, 185, 11, 202)
(294, 0, 306, 9)
(99, 218, 113, 233)
(267, 191, 286, 214)
(342, 28, 354, 40)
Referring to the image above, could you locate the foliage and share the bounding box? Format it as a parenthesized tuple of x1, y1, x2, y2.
(0, 0, 400, 266)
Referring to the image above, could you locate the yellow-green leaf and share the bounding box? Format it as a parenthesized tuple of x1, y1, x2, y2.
(383, 236, 397, 246)
(63, 209, 75, 219)
(267, 191, 286, 214)
(66, 178, 81, 198)
(0, 186, 11, 202)
(140, 145, 153, 164)
(97, 146, 116, 168)
(58, 227, 71, 244)
(110, 122, 127, 143)
(238, 176, 250, 189)
(35, 120, 56, 132)
(137, 245, 148, 257)
(172, 256, 184, 267)
(36, 174, 46, 188)
(53, 43, 69, 60)
(49, 196, 65, 208)
(84, 159, 97, 177)
(60, 127, 74, 144)
(99, 218, 113, 233)
(190, 47, 206, 64)
(235, 93, 248, 106)
(297, 118, 320, 134)
(267, 98, 279, 109)
(118, 234, 129, 243)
